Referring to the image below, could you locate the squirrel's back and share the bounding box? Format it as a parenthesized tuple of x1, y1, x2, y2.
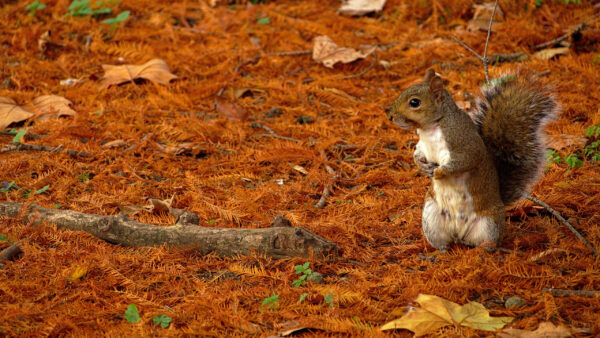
(471, 72, 559, 205)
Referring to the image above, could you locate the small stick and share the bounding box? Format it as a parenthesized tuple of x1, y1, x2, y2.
(0, 131, 45, 140)
(524, 192, 598, 257)
(534, 12, 600, 50)
(542, 288, 599, 297)
(250, 122, 301, 143)
(1, 143, 93, 157)
(0, 241, 23, 262)
(268, 50, 312, 57)
(338, 52, 378, 80)
(315, 183, 332, 209)
(488, 52, 528, 65)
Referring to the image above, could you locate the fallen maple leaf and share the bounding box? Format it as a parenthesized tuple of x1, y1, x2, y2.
(499, 322, 572, 338)
(31, 95, 77, 120)
(533, 47, 569, 61)
(0, 97, 34, 130)
(101, 58, 178, 87)
(381, 294, 513, 336)
(338, 0, 387, 16)
(214, 96, 248, 121)
(312, 35, 376, 69)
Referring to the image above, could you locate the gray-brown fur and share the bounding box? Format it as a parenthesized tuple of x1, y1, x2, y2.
(472, 73, 558, 204)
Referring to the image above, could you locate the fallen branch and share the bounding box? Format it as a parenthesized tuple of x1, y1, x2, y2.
(523, 192, 598, 257)
(250, 122, 301, 143)
(542, 288, 600, 297)
(534, 12, 600, 50)
(0, 202, 339, 259)
(1, 143, 93, 158)
(338, 52, 378, 80)
(0, 241, 23, 262)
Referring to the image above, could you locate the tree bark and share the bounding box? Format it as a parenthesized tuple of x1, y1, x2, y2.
(0, 202, 339, 259)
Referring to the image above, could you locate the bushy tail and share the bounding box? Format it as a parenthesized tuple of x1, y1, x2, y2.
(471, 72, 559, 205)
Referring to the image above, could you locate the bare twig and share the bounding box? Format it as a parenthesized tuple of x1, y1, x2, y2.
(268, 50, 312, 57)
(524, 192, 598, 257)
(338, 52, 378, 80)
(534, 12, 600, 50)
(488, 52, 528, 65)
(315, 183, 332, 209)
(542, 288, 600, 297)
(250, 122, 301, 143)
(449, 0, 498, 84)
(1, 143, 93, 157)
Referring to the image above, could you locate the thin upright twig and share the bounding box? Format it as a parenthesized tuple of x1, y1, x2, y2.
(449, 0, 499, 84)
(524, 192, 597, 257)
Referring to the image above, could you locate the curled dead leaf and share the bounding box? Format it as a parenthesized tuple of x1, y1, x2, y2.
(147, 197, 172, 214)
(533, 47, 569, 61)
(467, 2, 504, 32)
(214, 96, 248, 121)
(101, 58, 178, 88)
(312, 36, 376, 68)
(0, 97, 35, 129)
(338, 0, 387, 16)
(499, 322, 572, 338)
(30, 95, 77, 120)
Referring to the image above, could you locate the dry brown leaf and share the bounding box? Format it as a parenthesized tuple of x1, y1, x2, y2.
(292, 165, 308, 175)
(312, 36, 376, 68)
(546, 134, 588, 150)
(338, 0, 387, 16)
(147, 197, 173, 214)
(101, 58, 178, 87)
(381, 294, 513, 336)
(499, 322, 572, 338)
(102, 140, 127, 148)
(215, 96, 248, 121)
(533, 47, 569, 61)
(467, 2, 504, 32)
(31, 95, 77, 120)
(118, 204, 145, 217)
(0, 97, 35, 130)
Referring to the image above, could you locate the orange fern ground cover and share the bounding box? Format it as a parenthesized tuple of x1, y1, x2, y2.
(1, 0, 599, 336)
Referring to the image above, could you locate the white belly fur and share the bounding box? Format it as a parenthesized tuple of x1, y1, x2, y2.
(417, 126, 477, 240)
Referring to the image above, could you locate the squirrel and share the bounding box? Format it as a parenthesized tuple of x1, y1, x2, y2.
(386, 69, 558, 251)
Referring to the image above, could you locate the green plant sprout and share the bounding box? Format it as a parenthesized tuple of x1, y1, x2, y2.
(25, 1, 46, 16)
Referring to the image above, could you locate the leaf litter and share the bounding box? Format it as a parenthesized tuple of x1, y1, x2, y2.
(0, 0, 599, 336)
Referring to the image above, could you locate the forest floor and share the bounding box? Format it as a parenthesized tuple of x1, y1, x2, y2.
(1, 0, 599, 336)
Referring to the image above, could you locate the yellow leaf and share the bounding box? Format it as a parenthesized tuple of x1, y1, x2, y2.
(381, 294, 513, 336)
(101, 58, 177, 88)
(381, 307, 451, 336)
(533, 47, 569, 61)
(499, 321, 572, 338)
(68, 265, 88, 282)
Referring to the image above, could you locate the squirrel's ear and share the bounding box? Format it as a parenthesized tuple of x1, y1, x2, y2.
(428, 73, 444, 103)
(424, 69, 436, 83)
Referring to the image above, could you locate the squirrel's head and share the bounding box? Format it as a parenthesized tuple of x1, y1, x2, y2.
(386, 68, 445, 129)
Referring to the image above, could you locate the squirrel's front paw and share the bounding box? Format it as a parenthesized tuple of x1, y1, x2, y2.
(416, 157, 439, 178)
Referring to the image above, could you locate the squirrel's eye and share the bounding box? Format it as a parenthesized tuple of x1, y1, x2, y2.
(409, 98, 421, 108)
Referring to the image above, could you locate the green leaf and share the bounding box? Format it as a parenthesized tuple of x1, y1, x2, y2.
(153, 314, 172, 328)
(564, 155, 583, 168)
(25, 1, 46, 15)
(35, 184, 50, 195)
(102, 10, 130, 25)
(324, 293, 334, 308)
(261, 294, 279, 310)
(0, 234, 8, 242)
(257, 16, 270, 25)
(124, 304, 140, 323)
(54, 203, 61, 209)
(297, 292, 308, 304)
(12, 130, 27, 143)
